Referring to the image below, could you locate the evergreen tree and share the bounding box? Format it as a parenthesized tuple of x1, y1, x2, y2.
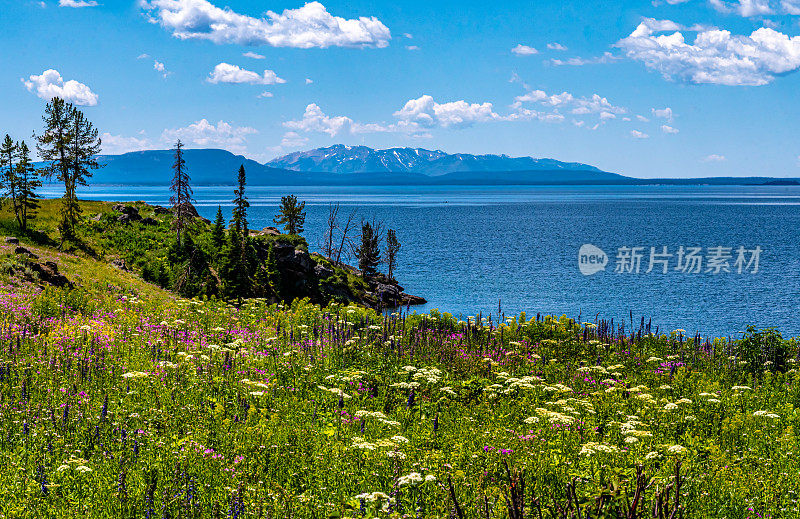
(62, 107, 101, 236)
(35, 97, 72, 193)
(254, 243, 280, 299)
(273, 195, 306, 235)
(0, 135, 19, 217)
(219, 227, 251, 300)
(384, 229, 401, 280)
(15, 142, 41, 232)
(169, 140, 193, 247)
(231, 165, 249, 236)
(211, 205, 226, 253)
(356, 221, 381, 277)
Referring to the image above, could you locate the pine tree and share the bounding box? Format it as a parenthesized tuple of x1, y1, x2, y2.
(356, 221, 381, 277)
(211, 205, 225, 253)
(36, 97, 72, 191)
(273, 195, 306, 235)
(169, 140, 193, 247)
(231, 165, 249, 237)
(36, 99, 101, 242)
(385, 229, 401, 279)
(219, 227, 250, 299)
(254, 243, 280, 298)
(62, 107, 101, 236)
(15, 142, 41, 232)
(0, 135, 19, 219)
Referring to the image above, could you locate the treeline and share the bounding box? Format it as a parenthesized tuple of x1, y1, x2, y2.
(1, 97, 101, 243)
(4, 97, 406, 304)
(154, 139, 404, 301)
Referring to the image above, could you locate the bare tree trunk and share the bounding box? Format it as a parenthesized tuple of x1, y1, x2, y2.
(335, 208, 357, 265)
(323, 203, 340, 259)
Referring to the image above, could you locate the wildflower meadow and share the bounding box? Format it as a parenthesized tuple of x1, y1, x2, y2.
(0, 283, 798, 518)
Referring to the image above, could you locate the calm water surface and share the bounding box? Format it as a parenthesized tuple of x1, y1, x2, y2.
(46, 184, 800, 338)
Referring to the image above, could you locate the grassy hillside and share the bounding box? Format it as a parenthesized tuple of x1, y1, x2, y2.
(0, 281, 797, 517)
(0, 198, 394, 309)
(0, 198, 798, 517)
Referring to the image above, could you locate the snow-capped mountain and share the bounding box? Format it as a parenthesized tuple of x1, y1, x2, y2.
(268, 144, 603, 176)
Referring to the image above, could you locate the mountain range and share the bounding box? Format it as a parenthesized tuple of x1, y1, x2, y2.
(69, 146, 799, 186)
(267, 144, 605, 176)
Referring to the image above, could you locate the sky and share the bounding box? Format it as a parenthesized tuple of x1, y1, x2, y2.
(2, 0, 800, 178)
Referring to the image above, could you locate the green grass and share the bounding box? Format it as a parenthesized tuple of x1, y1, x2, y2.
(2, 198, 799, 518)
(0, 280, 797, 517)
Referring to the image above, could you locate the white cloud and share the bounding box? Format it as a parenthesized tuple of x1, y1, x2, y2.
(616, 18, 800, 86)
(703, 153, 726, 162)
(513, 88, 627, 117)
(207, 63, 286, 85)
(784, 0, 800, 14)
(710, 0, 773, 16)
(547, 42, 568, 51)
(279, 131, 309, 149)
(394, 95, 499, 130)
(661, 125, 680, 133)
(636, 114, 650, 122)
(406, 45, 420, 50)
(22, 69, 98, 106)
(101, 132, 152, 154)
(652, 107, 674, 121)
(551, 52, 620, 66)
(137, 53, 150, 59)
(242, 51, 265, 59)
(161, 119, 257, 154)
(140, 0, 390, 49)
(59, 0, 98, 7)
(154, 60, 170, 78)
(284, 104, 357, 136)
(305, 78, 313, 84)
(257, 91, 273, 98)
(631, 130, 650, 139)
(511, 44, 538, 56)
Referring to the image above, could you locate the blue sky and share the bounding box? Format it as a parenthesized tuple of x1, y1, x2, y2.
(2, 0, 800, 177)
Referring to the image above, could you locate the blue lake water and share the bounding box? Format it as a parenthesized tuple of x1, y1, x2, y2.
(46, 184, 800, 338)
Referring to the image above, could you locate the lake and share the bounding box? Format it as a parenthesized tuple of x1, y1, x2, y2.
(47, 184, 800, 338)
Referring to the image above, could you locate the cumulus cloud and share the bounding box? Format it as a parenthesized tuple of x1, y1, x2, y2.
(703, 153, 726, 162)
(283, 104, 358, 136)
(511, 44, 538, 56)
(631, 130, 650, 139)
(512, 88, 627, 118)
(661, 125, 680, 133)
(257, 91, 273, 98)
(616, 17, 800, 86)
(551, 52, 620, 66)
(161, 119, 257, 154)
(652, 107, 674, 121)
(140, 0, 391, 49)
(305, 78, 313, 84)
(406, 45, 420, 51)
(242, 51, 265, 59)
(710, 0, 773, 16)
(394, 95, 499, 130)
(101, 132, 152, 154)
(59, 0, 98, 6)
(547, 42, 568, 51)
(154, 60, 170, 78)
(23, 69, 98, 106)
(207, 63, 286, 85)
